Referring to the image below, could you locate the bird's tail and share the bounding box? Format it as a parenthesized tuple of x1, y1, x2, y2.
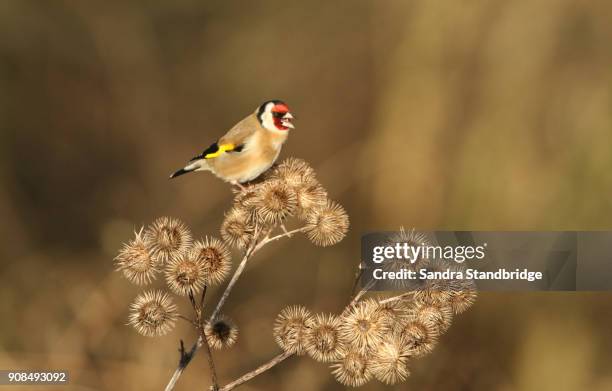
(169, 160, 204, 179)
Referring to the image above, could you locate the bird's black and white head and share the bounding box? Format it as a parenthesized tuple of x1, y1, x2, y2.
(256, 100, 295, 132)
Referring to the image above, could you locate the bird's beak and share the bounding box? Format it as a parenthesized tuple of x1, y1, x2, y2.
(281, 112, 295, 129)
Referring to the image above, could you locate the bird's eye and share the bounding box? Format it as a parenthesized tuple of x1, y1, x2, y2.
(272, 111, 285, 118)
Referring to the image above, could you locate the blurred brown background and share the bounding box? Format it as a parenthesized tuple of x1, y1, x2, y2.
(1, 1, 612, 390)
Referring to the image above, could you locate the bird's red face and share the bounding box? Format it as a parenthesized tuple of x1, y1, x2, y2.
(257, 100, 295, 132)
(271, 103, 294, 131)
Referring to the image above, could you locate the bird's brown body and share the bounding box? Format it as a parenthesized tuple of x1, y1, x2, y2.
(207, 114, 288, 183)
(170, 100, 294, 184)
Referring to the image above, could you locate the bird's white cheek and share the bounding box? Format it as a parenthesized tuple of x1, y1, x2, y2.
(261, 112, 275, 131)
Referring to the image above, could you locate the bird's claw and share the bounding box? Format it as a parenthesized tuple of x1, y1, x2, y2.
(232, 182, 247, 192)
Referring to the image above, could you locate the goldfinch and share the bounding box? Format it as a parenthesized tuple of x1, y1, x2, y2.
(170, 100, 295, 185)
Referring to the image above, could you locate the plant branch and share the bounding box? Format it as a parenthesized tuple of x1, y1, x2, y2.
(255, 226, 308, 251)
(218, 351, 293, 391)
(177, 314, 198, 327)
(350, 263, 365, 297)
(348, 279, 375, 307)
(200, 285, 208, 308)
(189, 289, 219, 391)
(209, 240, 258, 322)
(378, 291, 414, 305)
(164, 340, 198, 391)
(199, 322, 219, 391)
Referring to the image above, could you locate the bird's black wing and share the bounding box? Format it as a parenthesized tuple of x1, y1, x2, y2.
(190, 142, 219, 161)
(189, 142, 245, 161)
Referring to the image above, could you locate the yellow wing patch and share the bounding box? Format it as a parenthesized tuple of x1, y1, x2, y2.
(205, 143, 235, 159)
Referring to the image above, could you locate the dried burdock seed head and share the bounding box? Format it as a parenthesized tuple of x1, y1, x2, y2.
(374, 300, 409, 330)
(370, 335, 411, 385)
(191, 237, 231, 286)
(128, 290, 177, 337)
(144, 217, 193, 263)
(115, 229, 160, 285)
(164, 252, 206, 296)
(388, 227, 431, 250)
(254, 180, 297, 224)
(398, 317, 439, 357)
(220, 207, 254, 249)
(382, 229, 430, 289)
(339, 299, 385, 353)
(268, 158, 316, 188)
(306, 314, 344, 363)
(233, 185, 260, 211)
(413, 261, 455, 305)
(305, 200, 349, 247)
(388, 227, 431, 265)
(273, 305, 313, 355)
(331, 348, 372, 387)
(413, 302, 454, 334)
(294, 181, 328, 220)
(413, 279, 453, 306)
(205, 316, 239, 350)
(448, 279, 478, 314)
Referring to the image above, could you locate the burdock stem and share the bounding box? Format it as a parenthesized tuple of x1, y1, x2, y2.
(218, 351, 293, 391)
(164, 341, 198, 391)
(255, 226, 308, 251)
(189, 289, 219, 391)
(378, 291, 414, 305)
(199, 324, 219, 391)
(209, 225, 262, 321)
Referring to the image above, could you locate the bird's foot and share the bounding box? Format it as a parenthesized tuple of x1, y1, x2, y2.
(232, 182, 247, 192)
